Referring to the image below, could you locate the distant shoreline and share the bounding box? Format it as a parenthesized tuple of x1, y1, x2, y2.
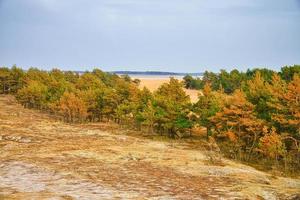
(112, 71, 203, 76)
(72, 70, 203, 78)
(113, 71, 203, 79)
(118, 75, 188, 80)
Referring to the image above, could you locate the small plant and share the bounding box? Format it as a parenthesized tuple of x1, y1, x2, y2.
(204, 137, 224, 166)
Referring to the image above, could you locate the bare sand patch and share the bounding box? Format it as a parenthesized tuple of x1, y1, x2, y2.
(136, 77, 200, 103)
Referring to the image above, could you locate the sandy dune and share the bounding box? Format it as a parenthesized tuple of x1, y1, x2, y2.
(0, 95, 300, 199)
(137, 77, 200, 103)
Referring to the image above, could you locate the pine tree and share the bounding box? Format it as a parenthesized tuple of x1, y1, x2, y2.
(246, 71, 273, 120)
(210, 90, 264, 160)
(194, 83, 221, 139)
(16, 80, 48, 109)
(57, 92, 87, 123)
(154, 78, 191, 137)
(259, 127, 286, 164)
(268, 74, 300, 155)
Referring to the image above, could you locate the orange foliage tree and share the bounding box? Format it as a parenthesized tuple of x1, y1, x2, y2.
(57, 92, 87, 123)
(258, 127, 286, 165)
(210, 90, 265, 160)
(267, 74, 300, 167)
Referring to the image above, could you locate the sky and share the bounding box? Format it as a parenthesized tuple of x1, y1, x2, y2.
(0, 0, 299, 72)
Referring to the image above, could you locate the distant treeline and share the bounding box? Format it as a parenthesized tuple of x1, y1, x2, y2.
(183, 66, 300, 93)
(0, 65, 299, 174)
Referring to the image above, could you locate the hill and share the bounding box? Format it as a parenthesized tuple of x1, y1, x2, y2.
(0, 95, 299, 199)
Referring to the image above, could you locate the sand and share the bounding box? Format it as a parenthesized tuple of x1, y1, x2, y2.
(137, 77, 200, 103)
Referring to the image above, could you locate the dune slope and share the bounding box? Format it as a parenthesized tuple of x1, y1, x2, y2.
(0, 95, 299, 200)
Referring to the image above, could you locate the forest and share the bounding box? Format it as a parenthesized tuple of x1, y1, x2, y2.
(0, 65, 299, 174)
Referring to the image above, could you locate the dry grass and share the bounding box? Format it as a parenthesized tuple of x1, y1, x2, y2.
(0, 95, 300, 199)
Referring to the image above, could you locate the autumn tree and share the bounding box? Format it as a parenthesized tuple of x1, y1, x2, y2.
(64, 71, 79, 84)
(47, 69, 74, 103)
(130, 87, 153, 130)
(100, 88, 122, 121)
(57, 92, 87, 123)
(258, 127, 286, 165)
(110, 77, 141, 125)
(23, 68, 51, 84)
(0, 67, 11, 94)
(8, 65, 25, 93)
(92, 69, 113, 86)
(267, 74, 300, 168)
(76, 73, 105, 91)
(78, 88, 104, 121)
(115, 100, 134, 125)
(270, 74, 300, 135)
(138, 100, 156, 133)
(210, 90, 264, 160)
(16, 80, 48, 109)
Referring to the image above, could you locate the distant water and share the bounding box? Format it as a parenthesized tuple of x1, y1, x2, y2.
(116, 74, 202, 80)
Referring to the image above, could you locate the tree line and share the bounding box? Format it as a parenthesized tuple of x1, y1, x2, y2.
(183, 66, 300, 93)
(0, 65, 299, 173)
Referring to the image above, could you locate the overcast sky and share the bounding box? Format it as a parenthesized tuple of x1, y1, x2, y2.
(0, 0, 299, 72)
